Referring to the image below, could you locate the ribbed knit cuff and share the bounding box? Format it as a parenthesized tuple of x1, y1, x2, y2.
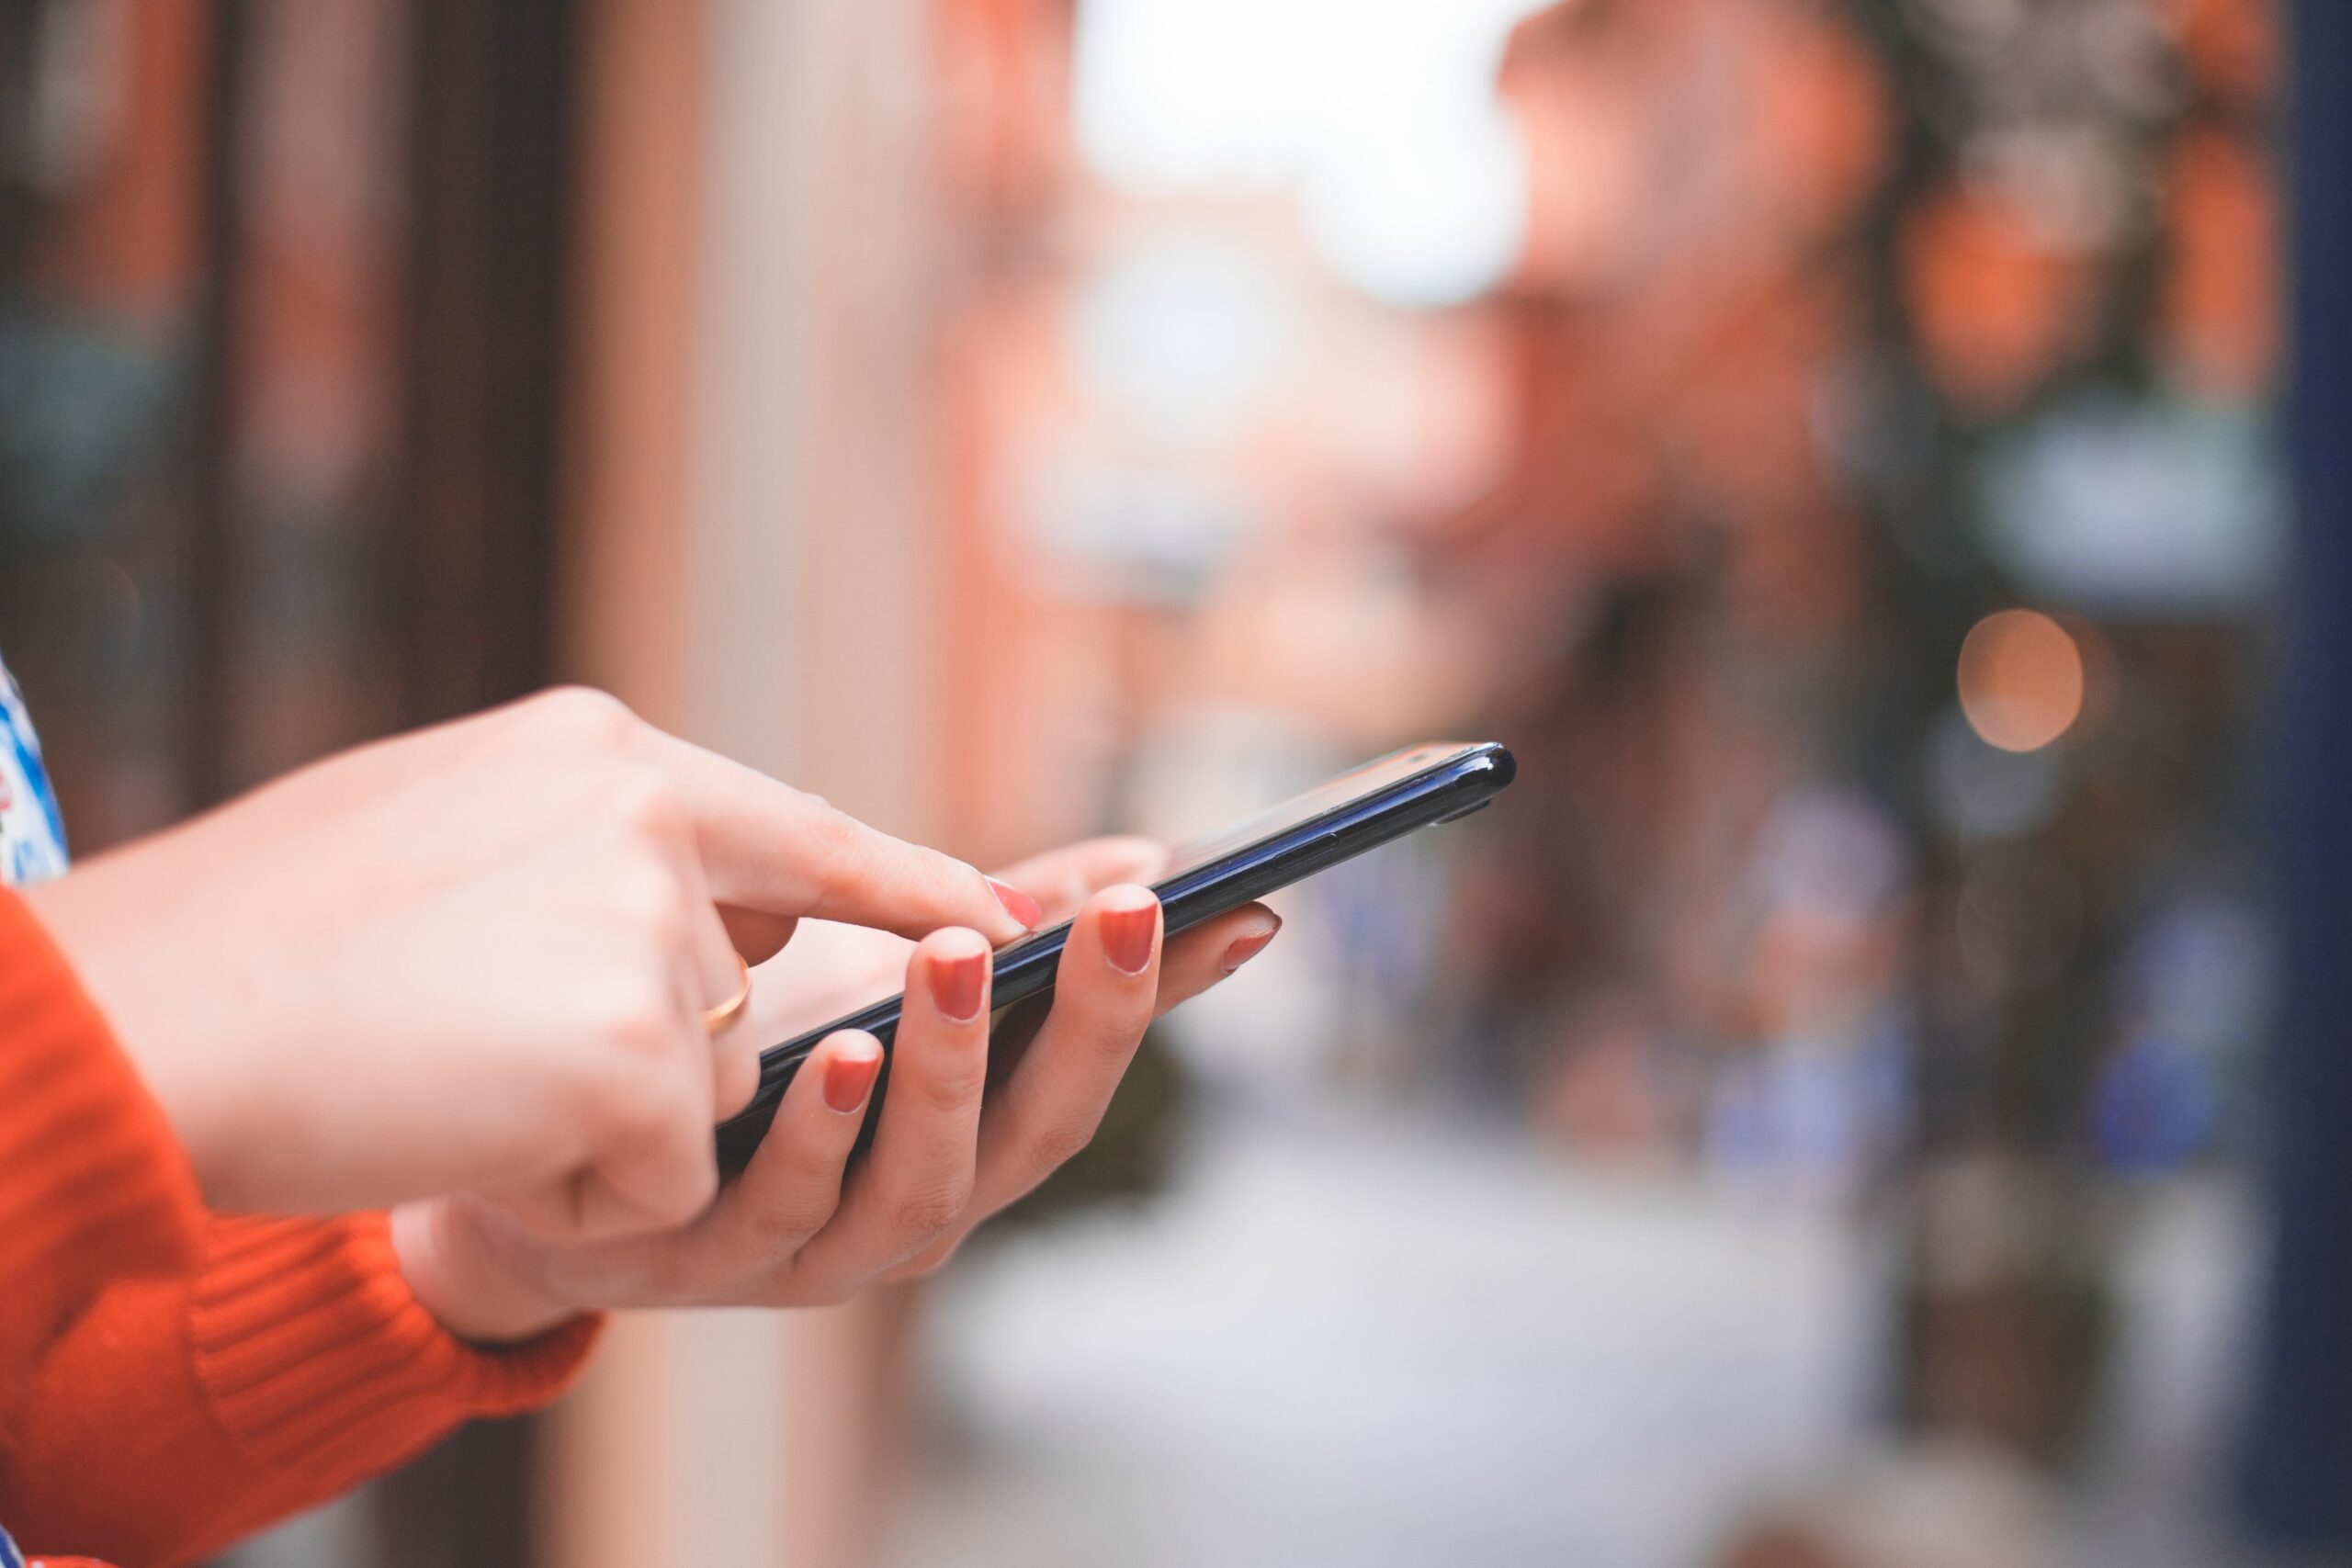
(191, 1213, 602, 1481)
(0, 891, 207, 1388)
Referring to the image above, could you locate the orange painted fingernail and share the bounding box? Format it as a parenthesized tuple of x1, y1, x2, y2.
(989, 877, 1043, 930)
(1100, 899, 1159, 976)
(1220, 919, 1281, 976)
(930, 949, 988, 1022)
(822, 1049, 880, 1113)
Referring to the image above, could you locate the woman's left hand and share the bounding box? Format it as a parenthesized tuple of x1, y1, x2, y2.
(390, 839, 1280, 1340)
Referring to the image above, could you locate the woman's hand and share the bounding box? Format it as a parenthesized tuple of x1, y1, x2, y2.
(23, 687, 1038, 1237)
(389, 839, 1281, 1340)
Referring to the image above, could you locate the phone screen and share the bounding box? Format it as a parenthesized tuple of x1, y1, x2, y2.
(1154, 743, 1474, 883)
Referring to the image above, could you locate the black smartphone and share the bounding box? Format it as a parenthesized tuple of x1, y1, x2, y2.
(714, 739, 1516, 1173)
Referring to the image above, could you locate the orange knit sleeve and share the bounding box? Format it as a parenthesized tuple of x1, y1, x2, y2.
(0, 893, 207, 1393)
(0, 889, 602, 1567)
(0, 1214, 600, 1568)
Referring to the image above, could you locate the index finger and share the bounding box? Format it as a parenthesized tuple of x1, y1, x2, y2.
(989, 836, 1169, 924)
(644, 731, 1037, 944)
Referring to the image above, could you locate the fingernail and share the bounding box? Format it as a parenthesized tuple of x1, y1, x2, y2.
(822, 1049, 880, 1114)
(1100, 899, 1159, 976)
(989, 876, 1043, 931)
(1220, 919, 1281, 976)
(930, 949, 988, 1022)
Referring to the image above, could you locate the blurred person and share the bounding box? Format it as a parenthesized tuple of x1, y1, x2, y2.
(0, 674, 1279, 1565)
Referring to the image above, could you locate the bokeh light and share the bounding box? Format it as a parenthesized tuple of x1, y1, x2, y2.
(1957, 609, 2086, 752)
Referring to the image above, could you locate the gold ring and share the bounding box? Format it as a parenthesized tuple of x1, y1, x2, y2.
(704, 953, 752, 1035)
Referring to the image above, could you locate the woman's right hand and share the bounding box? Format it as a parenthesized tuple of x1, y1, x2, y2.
(21, 687, 1038, 1239)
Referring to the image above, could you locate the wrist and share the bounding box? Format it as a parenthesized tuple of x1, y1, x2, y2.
(391, 1199, 577, 1346)
(20, 873, 250, 1196)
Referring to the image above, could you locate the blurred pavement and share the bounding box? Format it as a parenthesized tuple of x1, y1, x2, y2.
(893, 1117, 2257, 1568)
(899, 1115, 1876, 1568)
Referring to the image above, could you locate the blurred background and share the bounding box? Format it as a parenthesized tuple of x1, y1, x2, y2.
(0, 0, 2328, 1564)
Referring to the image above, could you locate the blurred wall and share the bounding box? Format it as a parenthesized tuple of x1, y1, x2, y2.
(548, 0, 956, 1562)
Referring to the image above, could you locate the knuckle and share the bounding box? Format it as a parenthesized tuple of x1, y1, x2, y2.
(1023, 1116, 1099, 1174)
(915, 847, 983, 907)
(593, 971, 683, 1057)
(611, 850, 689, 930)
(531, 685, 639, 750)
(799, 804, 864, 891)
(1087, 1009, 1152, 1065)
(573, 1078, 662, 1161)
(571, 1076, 628, 1141)
(755, 1198, 834, 1251)
(747, 1167, 841, 1244)
(572, 1067, 692, 1167)
(595, 1066, 679, 1142)
(889, 1181, 970, 1242)
(568, 1048, 645, 1123)
(780, 1136, 849, 1193)
(912, 1057, 987, 1118)
(632, 878, 693, 955)
(608, 766, 691, 852)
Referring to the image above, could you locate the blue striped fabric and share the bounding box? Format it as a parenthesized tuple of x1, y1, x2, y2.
(0, 650, 70, 1560)
(0, 651, 66, 887)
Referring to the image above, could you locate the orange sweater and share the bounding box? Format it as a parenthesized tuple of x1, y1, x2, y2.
(0, 890, 601, 1567)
